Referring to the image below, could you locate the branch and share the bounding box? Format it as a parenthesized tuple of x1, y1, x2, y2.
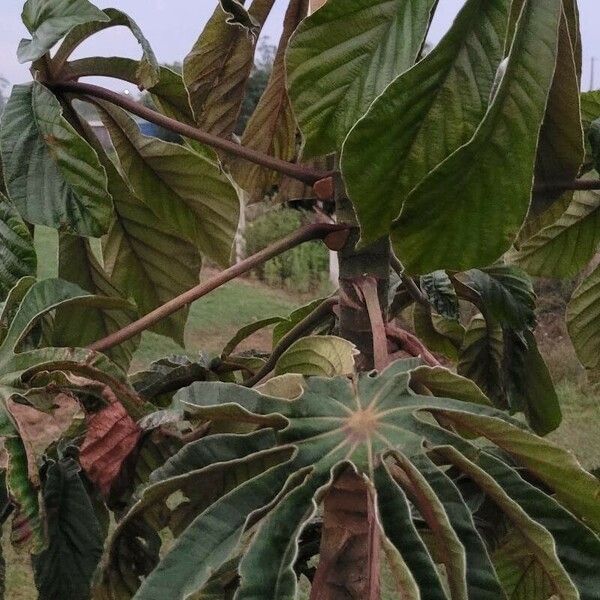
(88, 223, 347, 353)
(389, 250, 429, 307)
(52, 81, 332, 186)
(533, 178, 600, 194)
(243, 297, 338, 387)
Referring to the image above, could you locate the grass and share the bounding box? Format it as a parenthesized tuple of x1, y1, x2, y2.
(548, 380, 600, 472)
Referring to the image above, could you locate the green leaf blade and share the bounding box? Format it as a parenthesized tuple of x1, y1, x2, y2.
(183, 0, 275, 137)
(342, 0, 511, 243)
(0, 196, 37, 301)
(0, 83, 112, 237)
(392, 0, 563, 274)
(512, 181, 600, 278)
(32, 458, 104, 600)
(97, 102, 239, 267)
(287, 0, 438, 158)
(54, 234, 140, 371)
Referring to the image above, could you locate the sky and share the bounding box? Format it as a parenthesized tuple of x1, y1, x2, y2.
(1, 0, 599, 92)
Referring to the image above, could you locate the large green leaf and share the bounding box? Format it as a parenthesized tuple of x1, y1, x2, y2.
(0, 195, 37, 301)
(287, 0, 438, 158)
(341, 0, 510, 244)
(18, 0, 108, 63)
(99, 150, 201, 345)
(53, 8, 158, 87)
(532, 9, 584, 210)
(391, 0, 562, 274)
(96, 101, 239, 267)
(0, 82, 112, 237)
(456, 266, 535, 331)
(273, 335, 356, 376)
(53, 233, 140, 371)
(183, 0, 275, 137)
(32, 458, 104, 600)
(119, 362, 600, 599)
(567, 262, 600, 376)
(230, 0, 308, 202)
(512, 183, 600, 278)
(53, 8, 159, 88)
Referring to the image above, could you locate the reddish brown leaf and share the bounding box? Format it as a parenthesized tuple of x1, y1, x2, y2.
(79, 401, 141, 497)
(310, 470, 381, 600)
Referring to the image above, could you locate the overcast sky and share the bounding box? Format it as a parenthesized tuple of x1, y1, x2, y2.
(1, 0, 599, 92)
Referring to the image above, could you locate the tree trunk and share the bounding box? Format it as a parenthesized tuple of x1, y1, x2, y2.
(310, 175, 389, 599)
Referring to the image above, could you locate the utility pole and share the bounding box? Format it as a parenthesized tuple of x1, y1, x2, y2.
(591, 57, 596, 91)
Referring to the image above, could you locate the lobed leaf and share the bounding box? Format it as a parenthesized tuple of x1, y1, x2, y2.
(99, 362, 600, 598)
